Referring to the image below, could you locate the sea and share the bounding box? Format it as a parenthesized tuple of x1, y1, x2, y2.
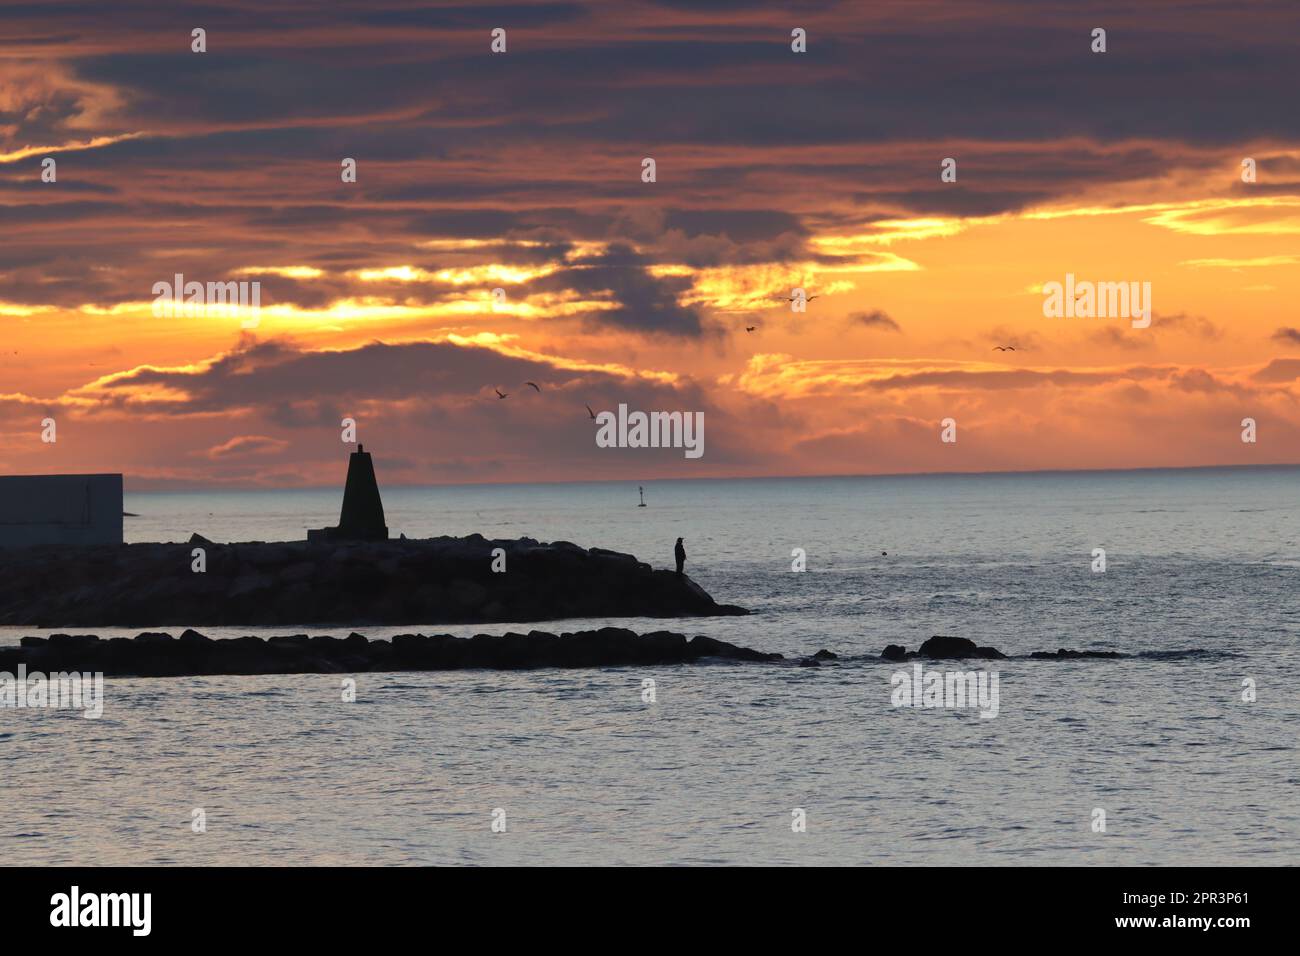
(1, 467, 1296, 865)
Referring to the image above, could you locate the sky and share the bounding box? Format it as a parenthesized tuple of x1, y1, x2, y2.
(2, 0, 1298, 489)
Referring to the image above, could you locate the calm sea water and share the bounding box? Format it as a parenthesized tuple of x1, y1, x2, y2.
(2, 467, 1297, 865)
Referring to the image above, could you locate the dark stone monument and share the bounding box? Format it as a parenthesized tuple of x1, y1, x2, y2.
(308, 444, 389, 542)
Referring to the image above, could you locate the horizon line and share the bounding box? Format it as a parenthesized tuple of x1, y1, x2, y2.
(120, 460, 1300, 494)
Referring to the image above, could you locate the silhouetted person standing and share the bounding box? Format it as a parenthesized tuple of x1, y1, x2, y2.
(674, 537, 686, 575)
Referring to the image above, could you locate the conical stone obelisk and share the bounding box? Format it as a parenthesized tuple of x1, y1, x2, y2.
(308, 444, 388, 542)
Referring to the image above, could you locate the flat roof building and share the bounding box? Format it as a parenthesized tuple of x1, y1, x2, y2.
(0, 474, 124, 548)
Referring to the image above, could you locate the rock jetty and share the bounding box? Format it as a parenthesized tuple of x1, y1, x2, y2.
(0, 535, 749, 628)
(881, 636, 1126, 661)
(0, 627, 781, 677)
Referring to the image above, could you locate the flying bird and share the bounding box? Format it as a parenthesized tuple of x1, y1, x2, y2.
(494, 388, 508, 399)
(585, 404, 597, 420)
(525, 381, 541, 392)
(784, 293, 819, 302)
(992, 346, 1016, 352)
(745, 326, 756, 332)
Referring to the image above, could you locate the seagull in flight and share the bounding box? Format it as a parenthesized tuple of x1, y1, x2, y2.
(495, 388, 508, 399)
(585, 404, 597, 420)
(745, 326, 756, 332)
(525, 381, 541, 392)
(992, 346, 1016, 352)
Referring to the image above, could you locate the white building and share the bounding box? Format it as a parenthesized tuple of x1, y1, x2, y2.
(0, 474, 123, 547)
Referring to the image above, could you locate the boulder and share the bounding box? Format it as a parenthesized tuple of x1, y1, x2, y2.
(135, 632, 174, 644)
(916, 635, 1006, 660)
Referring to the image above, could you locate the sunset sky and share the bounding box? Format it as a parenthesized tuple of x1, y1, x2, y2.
(2, 0, 1298, 489)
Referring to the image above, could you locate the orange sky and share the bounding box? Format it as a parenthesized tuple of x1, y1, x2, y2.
(2, 1, 1298, 488)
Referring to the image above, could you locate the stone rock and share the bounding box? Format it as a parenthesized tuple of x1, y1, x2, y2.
(916, 635, 1006, 659)
(49, 633, 100, 649)
(135, 632, 174, 644)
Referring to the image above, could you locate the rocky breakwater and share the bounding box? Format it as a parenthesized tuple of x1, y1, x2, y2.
(0, 535, 749, 627)
(880, 635, 1126, 661)
(0, 627, 782, 677)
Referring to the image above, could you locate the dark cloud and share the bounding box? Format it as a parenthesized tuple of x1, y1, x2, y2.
(539, 243, 709, 337)
(862, 365, 1181, 392)
(1090, 326, 1154, 351)
(849, 309, 900, 332)
(12, 1, 1300, 152)
(661, 209, 806, 242)
(66, 336, 761, 480)
(1170, 368, 1236, 394)
(1158, 313, 1223, 340)
(882, 188, 1051, 218)
(92, 338, 549, 415)
(4, 0, 1300, 342)
(1252, 358, 1300, 382)
(343, 4, 588, 29)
